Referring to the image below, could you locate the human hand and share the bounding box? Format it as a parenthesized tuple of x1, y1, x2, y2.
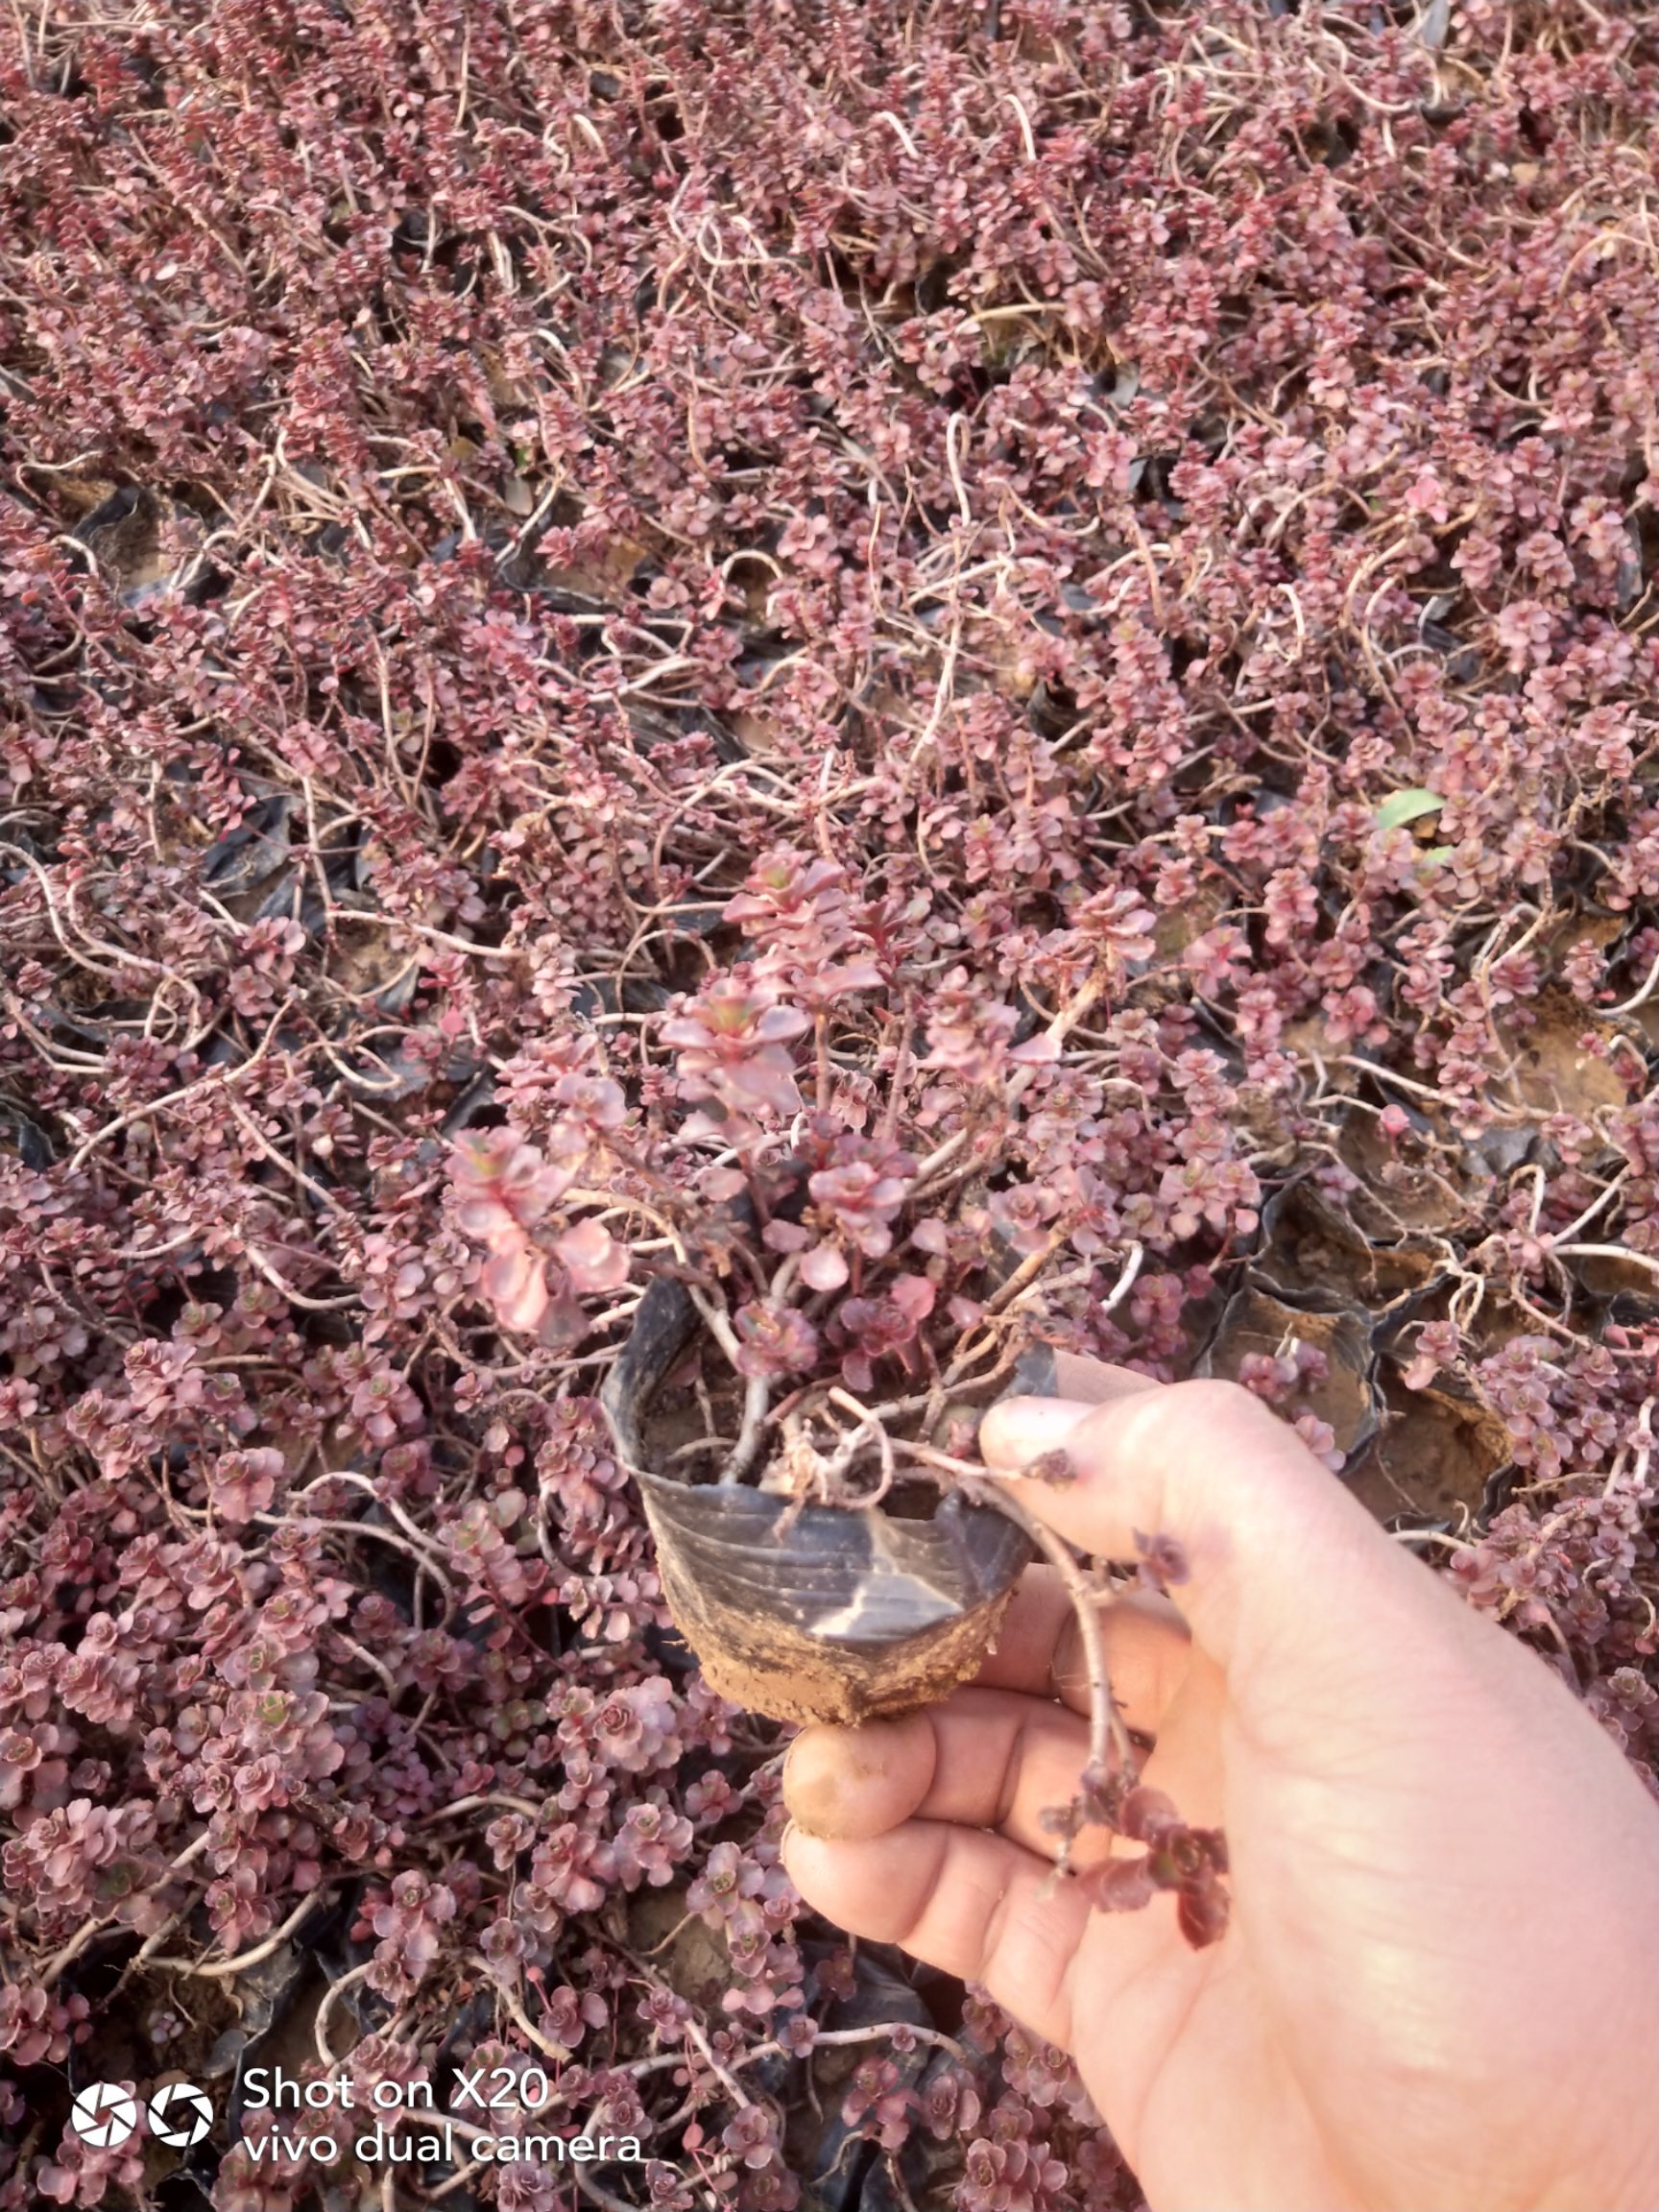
(781, 1361, 1659, 2212)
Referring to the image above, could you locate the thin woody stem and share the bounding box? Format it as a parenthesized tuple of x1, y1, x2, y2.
(825, 1384, 898, 1503)
(889, 1438, 1138, 1831)
(718, 1252, 800, 1483)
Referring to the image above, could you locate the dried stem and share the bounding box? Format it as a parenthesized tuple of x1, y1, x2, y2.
(891, 1437, 1137, 1864)
(825, 1384, 898, 1503)
(721, 1368, 772, 1486)
(145, 1881, 338, 1981)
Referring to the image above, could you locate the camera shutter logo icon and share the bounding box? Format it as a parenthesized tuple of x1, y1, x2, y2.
(68, 2083, 141, 2149)
(148, 2081, 214, 2148)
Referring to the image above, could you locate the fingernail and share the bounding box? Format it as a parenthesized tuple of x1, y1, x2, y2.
(978, 1395, 1091, 1470)
(781, 1727, 813, 1794)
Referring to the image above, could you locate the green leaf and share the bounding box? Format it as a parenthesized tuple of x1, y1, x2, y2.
(1376, 787, 1445, 833)
(1415, 845, 1455, 869)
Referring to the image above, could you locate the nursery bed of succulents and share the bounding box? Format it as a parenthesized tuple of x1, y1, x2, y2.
(3, 2, 1659, 2207)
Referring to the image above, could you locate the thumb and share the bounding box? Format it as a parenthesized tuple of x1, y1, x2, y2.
(977, 1377, 1456, 1683)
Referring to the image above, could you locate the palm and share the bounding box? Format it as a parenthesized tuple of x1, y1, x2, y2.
(1070, 1914, 1351, 2212)
(1067, 1625, 1648, 2212)
(1066, 1657, 1418, 2212)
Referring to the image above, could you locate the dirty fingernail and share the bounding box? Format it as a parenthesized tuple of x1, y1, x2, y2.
(781, 1715, 933, 1840)
(781, 1724, 859, 1838)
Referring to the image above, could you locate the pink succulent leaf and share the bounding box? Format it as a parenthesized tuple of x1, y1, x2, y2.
(660, 1014, 716, 1049)
(1082, 1857, 1157, 1913)
(554, 1219, 629, 1295)
(799, 1242, 851, 1292)
(821, 957, 883, 993)
(1073, 884, 1159, 968)
(698, 1164, 751, 1201)
(733, 1301, 820, 1380)
(718, 1045, 804, 1118)
(552, 1072, 628, 1128)
(756, 1004, 812, 1044)
(449, 1128, 572, 1225)
(1177, 1875, 1232, 1949)
(1118, 1787, 1180, 1844)
(454, 1194, 509, 1240)
(481, 1244, 550, 1334)
(206, 1448, 285, 1526)
(536, 1284, 592, 1352)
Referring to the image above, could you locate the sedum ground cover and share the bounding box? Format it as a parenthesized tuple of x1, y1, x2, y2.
(2, 2, 1658, 2207)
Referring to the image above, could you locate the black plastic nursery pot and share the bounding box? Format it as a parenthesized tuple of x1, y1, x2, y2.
(600, 1271, 1055, 1727)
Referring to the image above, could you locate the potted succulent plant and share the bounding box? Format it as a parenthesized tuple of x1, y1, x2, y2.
(447, 852, 1231, 1940)
(447, 1050, 1067, 1727)
(443, 845, 1134, 1722)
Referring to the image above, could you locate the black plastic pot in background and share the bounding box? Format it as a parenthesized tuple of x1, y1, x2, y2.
(1197, 1275, 1382, 1466)
(600, 1271, 1055, 1727)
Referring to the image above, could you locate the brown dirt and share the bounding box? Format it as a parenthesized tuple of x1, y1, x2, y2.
(627, 1888, 735, 2013)
(1336, 1109, 1481, 1240)
(1150, 882, 1229, 963)
(1256, 1178, 1436, 1307)
(1346, 1371, 1510, 1527)
(1502, 990, 1631, 1118)
(656, 1549, 1019, 1726)
(77, 1961, 244, 2101)
(1566, 1247, 1659, 1302)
